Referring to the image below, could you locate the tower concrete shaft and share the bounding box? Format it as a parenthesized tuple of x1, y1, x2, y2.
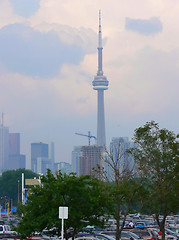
(92, 11, 109, 146)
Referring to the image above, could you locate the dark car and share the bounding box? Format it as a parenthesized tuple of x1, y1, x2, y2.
(130, 228, 159, 240)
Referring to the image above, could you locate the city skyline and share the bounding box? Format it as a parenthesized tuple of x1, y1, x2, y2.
(0, 1, 178, 168)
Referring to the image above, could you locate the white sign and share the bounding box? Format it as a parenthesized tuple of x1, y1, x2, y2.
(59, 206, 68, 219)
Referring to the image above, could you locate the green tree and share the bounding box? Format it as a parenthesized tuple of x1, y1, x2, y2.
(0, 169, 38, 206)
(17, 170, 108, 239)
(98, 143, 142, 240)
(131, 121, 179, 240)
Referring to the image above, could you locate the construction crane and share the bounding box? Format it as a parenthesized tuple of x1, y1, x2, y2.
(75, 131, 97, 145)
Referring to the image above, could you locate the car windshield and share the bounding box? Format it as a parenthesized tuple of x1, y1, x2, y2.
(135, 231, 151, 237)
(129, 232, 141, 239)
(0, 227, 3, 231)
(166, 229, 174, 234)
(121, 232, 131, 238)
(96, 235, 115, 240)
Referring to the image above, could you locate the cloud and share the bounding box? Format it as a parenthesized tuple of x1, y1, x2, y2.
(34, 23, 97, 54)
(9, 0, 40, 18)
(0, 23, 84, 77)
(125, 17, 163, 35)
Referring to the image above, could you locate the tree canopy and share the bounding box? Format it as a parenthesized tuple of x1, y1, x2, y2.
(17, 170, 108, 239)
(0, 169, 38, 205)
(98, 143, 142, 240)
(131, 121, 179, 240)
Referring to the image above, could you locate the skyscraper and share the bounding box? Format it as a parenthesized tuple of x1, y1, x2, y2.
(105, 137, 137, 180)
(92, 11, 109, 146)
(0, 124, 9, 172)
(31, 142, 48, 173)
(78, 145, 104, 176)
(31, 142, 55, 175)
(9, 133, 20, 155)
(8, 133, 26, 170)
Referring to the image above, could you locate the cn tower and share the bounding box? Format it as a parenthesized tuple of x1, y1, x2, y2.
(92, 11, 109, 146)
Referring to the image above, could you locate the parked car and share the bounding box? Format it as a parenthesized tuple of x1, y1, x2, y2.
(165, 229, 179, 239)
(130, 228, 159, 240)
(0, 224, 16, 235)
(166, 221, 176, 228)
(135, 222, 147, 229)
(75, 233, 115, 240)
(167, 228, 179, 234)
(135, 221, 153, 228)
(100, 230, 144, 240)
(154, 228, 178, 240)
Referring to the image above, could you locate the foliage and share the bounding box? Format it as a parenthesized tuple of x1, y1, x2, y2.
(0, 169, 38, 205)
(98, 143, 142, 240)
(131, 121, 179, 240)
(17, 170, 108, 239)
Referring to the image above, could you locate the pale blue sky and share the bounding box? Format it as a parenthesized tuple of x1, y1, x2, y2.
(10, 0, 40, 18)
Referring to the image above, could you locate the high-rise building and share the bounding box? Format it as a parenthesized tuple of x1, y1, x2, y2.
(54, 162, 72, 175)
(31, 142, 54, 175)
(9, 133, 20, 155)
(0, 114, 26, 172)
(92, 11, 109, 146)
(71, 146, 82, 176)
(31, 142, 48, 173)
(8, 133, 26, 170)
(105, 137, 136, 180)
(8, 154, 26, 170)
(0, 124, 9, 172)
(78, 145, 104, 176)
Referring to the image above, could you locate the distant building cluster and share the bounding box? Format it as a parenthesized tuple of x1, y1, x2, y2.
(31, 142, 72, 175)
(71, 137, 136, 177)
(0, 122, 73, 176)
(0, 124, 26, 173)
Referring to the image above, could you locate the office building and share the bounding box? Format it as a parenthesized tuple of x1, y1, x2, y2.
(8, 154, 26, 170)
(9, 133, 20, 155)
(0, 124, 9, 172)
(105, 137, 136, 180)
(71, 146, 82, 176)
(31, 142, 54, 175)
(8, 133, 26, 170)
(54, 162, 72, 175)
(78, 145, 104, 176)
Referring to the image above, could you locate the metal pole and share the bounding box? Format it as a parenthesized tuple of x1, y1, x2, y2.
(18, 180, 20, 203)
(11, 199, 13, 212)
(61, 218, 64, 240)
(22, 173, 24, 204)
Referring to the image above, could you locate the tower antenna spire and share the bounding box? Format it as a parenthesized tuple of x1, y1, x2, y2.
(98, 10, 102, 48)
(97, 10, 103, 76)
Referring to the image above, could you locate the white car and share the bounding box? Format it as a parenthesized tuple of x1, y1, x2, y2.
(0, 224, 17, 235)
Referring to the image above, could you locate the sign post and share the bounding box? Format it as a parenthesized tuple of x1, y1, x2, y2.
(59, 206, 68, 240)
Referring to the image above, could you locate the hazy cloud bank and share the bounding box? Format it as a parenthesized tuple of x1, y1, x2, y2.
(0, 23, 84, 77)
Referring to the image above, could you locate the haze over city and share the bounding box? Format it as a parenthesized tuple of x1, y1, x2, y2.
(0, 0, 178, 168)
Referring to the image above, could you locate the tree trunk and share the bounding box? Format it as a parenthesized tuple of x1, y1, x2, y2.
(155, 213, 166, 240)
(115, 204, 121, 240)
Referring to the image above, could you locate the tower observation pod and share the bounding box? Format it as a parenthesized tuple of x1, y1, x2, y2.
(92, 10, 109, 146)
